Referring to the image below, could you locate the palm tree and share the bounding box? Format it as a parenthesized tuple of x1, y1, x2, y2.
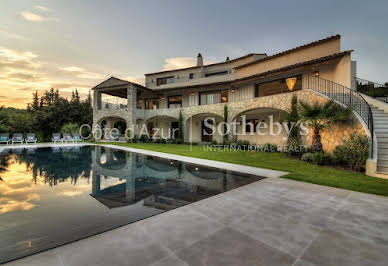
(299, 100, 352, 152)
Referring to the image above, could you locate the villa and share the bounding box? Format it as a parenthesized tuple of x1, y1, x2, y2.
(92, 35, 388, 177)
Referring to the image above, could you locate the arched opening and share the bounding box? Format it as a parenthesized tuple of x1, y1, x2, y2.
(186, 113, 224, 143)
(97, 116, 127, 141)
(143, 116, 179, 139)
(232, 108, 289, 145)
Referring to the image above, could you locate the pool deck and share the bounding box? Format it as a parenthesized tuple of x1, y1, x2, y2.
(3, 144, 388, 266)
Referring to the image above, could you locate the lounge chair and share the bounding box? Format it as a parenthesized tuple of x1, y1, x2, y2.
(73, 133, 83, 143)
(25, 133, 37, 144)
(11, 133, 24, 145)
(62, 133, 74, 143)
(0, 133, 9, 145)
(52, 133, 63, 144)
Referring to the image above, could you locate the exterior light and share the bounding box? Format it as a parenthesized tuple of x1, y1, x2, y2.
(286, 77, 297, 91)
(192, 92, 195, 96)
(195, 167, 199, 171)
(314, 71, 319, 77)
(231, 89, 235, 93)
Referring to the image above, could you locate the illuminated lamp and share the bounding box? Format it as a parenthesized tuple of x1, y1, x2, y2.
(285, 77, 297, 91)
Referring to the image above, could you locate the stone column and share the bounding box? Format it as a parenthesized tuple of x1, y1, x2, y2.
(126, 84, 137, 137)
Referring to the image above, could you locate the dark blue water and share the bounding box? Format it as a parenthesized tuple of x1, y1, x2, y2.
(0, 145, 264, 263)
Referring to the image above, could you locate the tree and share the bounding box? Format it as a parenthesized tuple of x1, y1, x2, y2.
(299, 100, 352, 152)
(0, 106, 10, 133)
(61, 123, 79, 133)
(223, 105, 228, 143)
(281, 95, 300, 143)
(178, 111, 184, 141)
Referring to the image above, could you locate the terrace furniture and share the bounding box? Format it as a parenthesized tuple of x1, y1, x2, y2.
(62, 133, 74, 143)
(25, 133, 37, 144)
(0, 133, 9, 145)
(11, 133, 24, 145)
(73, 133, 83, 143)
(52, 133, 63, 144)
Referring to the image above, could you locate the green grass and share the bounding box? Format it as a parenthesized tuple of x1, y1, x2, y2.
(101, 142, 388, 197)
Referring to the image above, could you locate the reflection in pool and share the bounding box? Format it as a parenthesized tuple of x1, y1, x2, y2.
(0, 146, 264, 263)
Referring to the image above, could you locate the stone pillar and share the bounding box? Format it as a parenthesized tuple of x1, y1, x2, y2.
(125, 153, 136, 202)
(126, 84, 137, 136)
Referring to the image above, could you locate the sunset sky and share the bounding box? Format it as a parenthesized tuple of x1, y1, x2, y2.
(1, 0, 387, 108)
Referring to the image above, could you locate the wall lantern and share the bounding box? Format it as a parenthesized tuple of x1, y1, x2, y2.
(231, 89, 235, 93)
(285, 77, 297, 91)
(314, 71, 320, 77)
(191, 92, 195, 96)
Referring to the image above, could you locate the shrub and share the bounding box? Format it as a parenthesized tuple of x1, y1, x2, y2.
(173, 138, 183, 144)
(61, 123, 79, 133)
(263, 143, 278, 152)
(332, 133, 369, 171)
(211, 139, 218, 145)
(139, 134, 150, 143)
(312, 151, 327, 165)
(301, 152, 314, 162)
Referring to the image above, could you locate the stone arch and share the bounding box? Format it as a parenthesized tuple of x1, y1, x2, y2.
(96, 116, 128, 140)
(185, 112, 224, 143)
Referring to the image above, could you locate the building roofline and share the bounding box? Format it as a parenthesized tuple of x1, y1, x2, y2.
(156, 50, 351, 91)
(144, 53, 267, 76)
(235, 34, 341, 69)
(92, 76, 151, 91)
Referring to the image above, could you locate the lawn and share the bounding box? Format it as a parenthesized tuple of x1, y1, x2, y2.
(103, 142, 388, 197)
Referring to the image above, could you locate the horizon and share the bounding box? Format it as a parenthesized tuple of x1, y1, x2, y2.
(1, 0, 387, 108)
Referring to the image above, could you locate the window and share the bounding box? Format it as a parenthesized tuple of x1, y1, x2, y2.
(189, 73, 194, 79)
(157, 76, 174, 86)
(254, 84, 259, 98)
(255, 75, 302, 97)
(199, 90, 228, 105)
(205, 71, 228, 77)
(168, 95, 182, 108)
(145, 98, 160, 109)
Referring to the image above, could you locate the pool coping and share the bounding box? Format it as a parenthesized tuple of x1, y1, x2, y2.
(0, 143, 288, 179)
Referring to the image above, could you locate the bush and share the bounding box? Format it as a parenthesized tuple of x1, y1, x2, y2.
(263, 143, 278, 152)
(211, 139, 218, 145)
(332, 133, 369, 171)
(61, 123, 79, 134)
(301, 152, 314, 162)
(139, 134, 150, 143)
(312, 151, 328, 165)
(173, 138, 183, 144)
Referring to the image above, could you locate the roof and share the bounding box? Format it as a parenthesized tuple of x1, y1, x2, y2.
(156, 50, 352, 91)
(92, 76, 150, 91)
(235, 34, 341, 69)
(144, 53, 267, 76)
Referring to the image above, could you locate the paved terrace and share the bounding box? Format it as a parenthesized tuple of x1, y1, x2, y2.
(4, 144, 388, 266)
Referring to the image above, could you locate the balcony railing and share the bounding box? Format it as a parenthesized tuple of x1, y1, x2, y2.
(307, 75, 374, 158)
(356, 78, 388, 103)
(101, 99, 127, 110)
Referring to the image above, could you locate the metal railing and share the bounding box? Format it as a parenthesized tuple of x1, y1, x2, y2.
(307, 75, 374, 158)
(356, 77, 388, 103)
(101, 99, 127, 110)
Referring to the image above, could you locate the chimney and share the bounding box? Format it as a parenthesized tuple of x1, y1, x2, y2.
(197, 53, 203, 67)
(226, 56, 230, 61)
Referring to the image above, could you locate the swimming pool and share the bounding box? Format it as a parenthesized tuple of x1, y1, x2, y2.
(0, 145, 264, 263)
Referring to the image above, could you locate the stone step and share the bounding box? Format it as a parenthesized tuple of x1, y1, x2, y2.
(377, 166, 388, 173)
(374, 124, 388, 128)
(375, 129, 388, 133)
(374, 118, 388, 122)
(376, 132, 388, 138)
(377, 137, 388, 143)
(378, 154, 388, 160)
(378, 143, 388, 149)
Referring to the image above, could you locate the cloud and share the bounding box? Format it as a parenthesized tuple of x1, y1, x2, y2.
(122, 76, 145, 85)
(20, 11, 45, 22)
(34, 5, 50, 12)
(59, 65, 104, 79)
(162, 57, 216, 71)
(0, 29, 27, 40)
(60, 66, 85, 72)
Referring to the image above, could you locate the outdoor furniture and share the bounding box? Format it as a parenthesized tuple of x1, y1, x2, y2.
(73, 133, 83, 143)
(52, 133, 63, 144)
(62, 133, 74, 143)
(0, 133, 9, 145)
(25, 133, 37, 144)
(11, 133, 24, 145)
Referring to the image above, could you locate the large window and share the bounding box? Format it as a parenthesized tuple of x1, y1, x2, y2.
(205, 71, 228, 77)
(255, 75, 302, 97)
(157, 76, 174, 86)
(199, 90, 228, 105)
(145, 98, 160, 109)
(168, 95, 182, 108)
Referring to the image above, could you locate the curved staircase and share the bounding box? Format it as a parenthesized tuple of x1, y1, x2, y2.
(371, 106, 388, 174)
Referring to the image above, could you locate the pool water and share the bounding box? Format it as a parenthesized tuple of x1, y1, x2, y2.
(0, 146, 264, 263)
